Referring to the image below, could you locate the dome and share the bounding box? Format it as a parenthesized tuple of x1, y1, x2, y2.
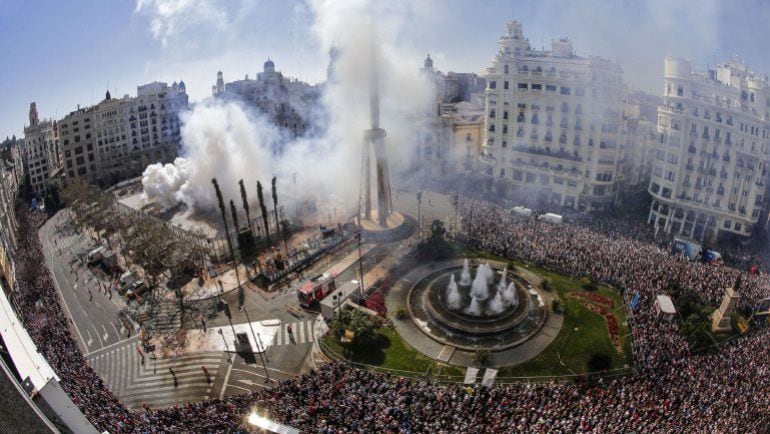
(264, 58, 275, 72)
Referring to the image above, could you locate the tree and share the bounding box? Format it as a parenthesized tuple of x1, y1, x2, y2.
(43, 184, 62, 216)
(257, 180, 271, 245)
(330, 308, 377, 351)
(418, 220, 453, 260)
(271, 176, 281, 244)
(238, 179, 256, 240)
(212, 178, 235, 261)
(587, 352, 612, 372)
(681, 308, 715, 350)
(230, 199, 254, 258)
(474, 349, 492, 367)
(229, 199, 240, 233)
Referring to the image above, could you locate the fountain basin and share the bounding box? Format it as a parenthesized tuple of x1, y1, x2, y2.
(407, 263, 547, 352)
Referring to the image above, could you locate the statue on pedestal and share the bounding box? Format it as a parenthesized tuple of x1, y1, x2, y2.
(711, 276, 741, 333)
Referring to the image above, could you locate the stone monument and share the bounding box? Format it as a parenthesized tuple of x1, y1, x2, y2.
(711, 276, 741, 333)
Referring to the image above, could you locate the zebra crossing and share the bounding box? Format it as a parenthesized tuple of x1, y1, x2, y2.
(86, 338, 226, 409)
(271, 320, 316, 346)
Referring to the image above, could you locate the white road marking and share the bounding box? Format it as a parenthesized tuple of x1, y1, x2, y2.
(219, 360, 234, 399)
(92, 324, 105, 348)
(48, 255, 88, 350)
(85, 329, 93, 348)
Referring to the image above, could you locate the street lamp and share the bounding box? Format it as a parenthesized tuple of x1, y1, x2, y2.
(416, 191, 423, 240)
(218, 329, 231, 364)
(356, 232, 364, 300)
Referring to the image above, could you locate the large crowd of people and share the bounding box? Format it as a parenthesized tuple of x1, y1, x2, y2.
(6, 199, 770, 432)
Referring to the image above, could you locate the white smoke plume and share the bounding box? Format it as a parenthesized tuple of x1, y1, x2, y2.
(142, 0, 435, 214)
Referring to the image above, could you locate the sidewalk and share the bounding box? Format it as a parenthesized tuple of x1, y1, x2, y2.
(180, 263, 257, 301)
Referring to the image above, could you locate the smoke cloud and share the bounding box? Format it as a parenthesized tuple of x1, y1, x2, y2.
(142, 0, 436, 215)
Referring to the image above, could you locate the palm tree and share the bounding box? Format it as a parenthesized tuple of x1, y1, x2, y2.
(229, 199, 240, 233)
(257, 181, 271, 245)
(271, 176, 280, 238)
(230, 199, 245, 258)
(238, 179, 256, 239)
(212, 178, 234, 261)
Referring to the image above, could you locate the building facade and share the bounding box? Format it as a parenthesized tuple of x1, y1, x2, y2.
(648, 56, 770, 241)
(480, 20, 626, 211)
(620, 91, 661, 197)
(416, 55, 487, 181)
(214, 60, 320, 137)
(59, 82, 188, 186)
(22, 103, 60, 193)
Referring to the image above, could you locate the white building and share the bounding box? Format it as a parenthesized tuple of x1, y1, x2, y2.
(59, 82, 188, 185)
(620, 91, 661, 196)
(648, 56, 770, 241)
(22, 103, 60, 193)
(214, 60, 320, 137)
(480, 20, 626, 211)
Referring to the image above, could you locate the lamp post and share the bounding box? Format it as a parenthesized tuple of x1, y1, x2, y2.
(416, 191, 423, 240)
(241, 306, 270, 383)
(256, 331, 269, 363)
(218, 329, 231, 364)
(356, 232, 364, 300)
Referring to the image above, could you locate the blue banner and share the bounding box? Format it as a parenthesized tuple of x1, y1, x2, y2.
(630, 291, 641, 310)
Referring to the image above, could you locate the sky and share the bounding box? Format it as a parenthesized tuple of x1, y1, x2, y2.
(2, 0, 770, 140)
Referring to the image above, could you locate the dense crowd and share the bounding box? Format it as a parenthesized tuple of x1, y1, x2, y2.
(6, 200, 770, 432)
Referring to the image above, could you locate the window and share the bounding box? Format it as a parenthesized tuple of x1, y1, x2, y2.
(677, 85, 683, 96)
(504, 81, 509, 90)
(545, 84, 556, 92)
(560, 86, 571, 95)
(504, 64, 509, 74)
(517, 82, 528, 90)
(489, 81, 497, 89)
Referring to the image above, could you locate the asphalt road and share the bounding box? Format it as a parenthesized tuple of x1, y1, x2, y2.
(39, 211, 132, 356)
(39, 210, 327, 409)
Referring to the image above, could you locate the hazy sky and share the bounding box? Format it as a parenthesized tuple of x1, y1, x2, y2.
(2, 0, 770, 139)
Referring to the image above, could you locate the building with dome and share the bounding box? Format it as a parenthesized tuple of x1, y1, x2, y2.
(58, 81, 188, 186)
(213, 59, 321, 137)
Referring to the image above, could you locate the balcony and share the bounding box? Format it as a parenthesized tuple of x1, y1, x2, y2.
(479, 149, 496, 166)
(512, 145, 582, 161)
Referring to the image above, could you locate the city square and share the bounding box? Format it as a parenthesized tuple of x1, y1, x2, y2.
(0, 1, 770, 433)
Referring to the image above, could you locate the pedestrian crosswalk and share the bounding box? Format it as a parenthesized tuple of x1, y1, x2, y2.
(271, 320, 316, 346)
(86, 338, 226, 410)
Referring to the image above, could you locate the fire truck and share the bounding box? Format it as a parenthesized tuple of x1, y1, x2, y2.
(297, 273, 337, 307)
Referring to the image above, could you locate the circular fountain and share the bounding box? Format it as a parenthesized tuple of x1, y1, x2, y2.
(407, 259, 547, 351)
